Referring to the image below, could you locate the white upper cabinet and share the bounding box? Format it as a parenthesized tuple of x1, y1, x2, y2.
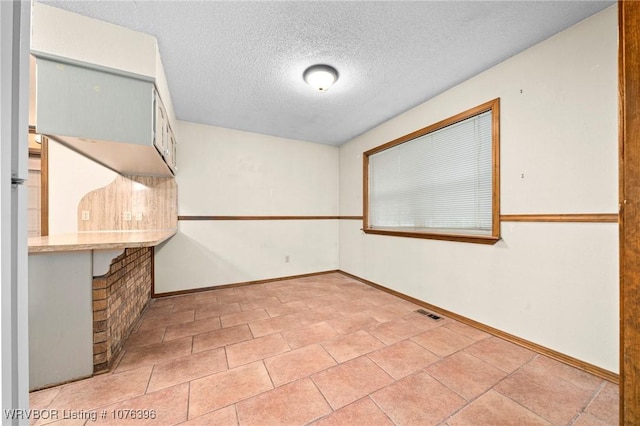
(153, 89, 177, 173)
(152, 92, 178, 174)
(35, 57, 175, 176)
(31, 2, 178, 177)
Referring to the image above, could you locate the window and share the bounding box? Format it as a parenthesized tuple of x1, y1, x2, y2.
(363, 98, 500, 244)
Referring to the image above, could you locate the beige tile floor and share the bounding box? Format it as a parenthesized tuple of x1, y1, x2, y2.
(30, 272, 618, 425)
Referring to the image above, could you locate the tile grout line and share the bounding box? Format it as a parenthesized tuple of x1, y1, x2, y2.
(491, 386, 556, 425)
(461, 344, 522, 376)
(432, 347, 537, 424)
(568, 379, 608, 425)
(185, 381, 191, 423)
(144, 364, 155, 395)
(365, 394, 397, 426)
(232, 402, 240, 426)
(262, 358, 277, 397)
(223, 346, 230, 371)
(489, 354, 561, 424)
(308, 373, 336, 416)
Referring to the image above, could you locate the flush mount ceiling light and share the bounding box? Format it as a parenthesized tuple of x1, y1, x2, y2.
(303, 64, 339, 92)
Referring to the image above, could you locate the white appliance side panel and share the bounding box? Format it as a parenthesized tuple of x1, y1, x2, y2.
(28, 252, 93, 390)
(13, 184, 28, 411)
(1, 0, 31, 419)
(16, 1, 30, 416)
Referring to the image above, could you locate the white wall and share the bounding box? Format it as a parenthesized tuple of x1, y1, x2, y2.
(48, 140, 116, 235)
(154, 122, 339, 293)
(339, 6, 619, 372)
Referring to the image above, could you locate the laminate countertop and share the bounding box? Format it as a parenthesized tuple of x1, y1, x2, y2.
(28, 229, 176, 253)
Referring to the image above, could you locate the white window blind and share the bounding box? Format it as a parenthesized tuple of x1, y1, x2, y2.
(368, 110, 493, 234)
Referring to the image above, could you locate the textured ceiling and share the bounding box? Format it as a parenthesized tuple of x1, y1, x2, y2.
(39, 1, 613, 146)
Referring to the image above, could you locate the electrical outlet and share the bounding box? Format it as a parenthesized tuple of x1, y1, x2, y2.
(135, 212, 143, 221)
(285, 255, 290, 263)
(124, 211, 132, 221)
(81, 211, 90, 221)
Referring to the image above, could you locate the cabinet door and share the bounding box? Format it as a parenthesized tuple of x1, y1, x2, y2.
(163, 120, 169, 158)
(168, 127, 177, 172)
(154, 91, 167, 155)
(36, 58, 153, 146)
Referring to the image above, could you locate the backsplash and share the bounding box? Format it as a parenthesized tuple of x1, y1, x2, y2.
(77, 175, 177, 231)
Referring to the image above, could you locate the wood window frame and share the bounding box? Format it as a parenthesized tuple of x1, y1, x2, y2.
(619, 1, 640, 422)
(28, 125, 48, 236)
(363, 98, 500, 245)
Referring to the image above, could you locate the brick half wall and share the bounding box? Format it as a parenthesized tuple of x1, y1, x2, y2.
(92, 247, 153, 373)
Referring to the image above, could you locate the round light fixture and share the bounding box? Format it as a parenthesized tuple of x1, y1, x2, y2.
(303, 64, 339, 92)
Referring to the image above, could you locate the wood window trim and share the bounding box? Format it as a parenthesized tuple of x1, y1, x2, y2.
(28, 125, 49, 236)
(177, 215, 359, 221)
(363, 228, 500, 245)
(500, 213, 618, 223)
(28, 125, 40, 156)
(363, 98, 501, 244)
(619, 1, 640, 422)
